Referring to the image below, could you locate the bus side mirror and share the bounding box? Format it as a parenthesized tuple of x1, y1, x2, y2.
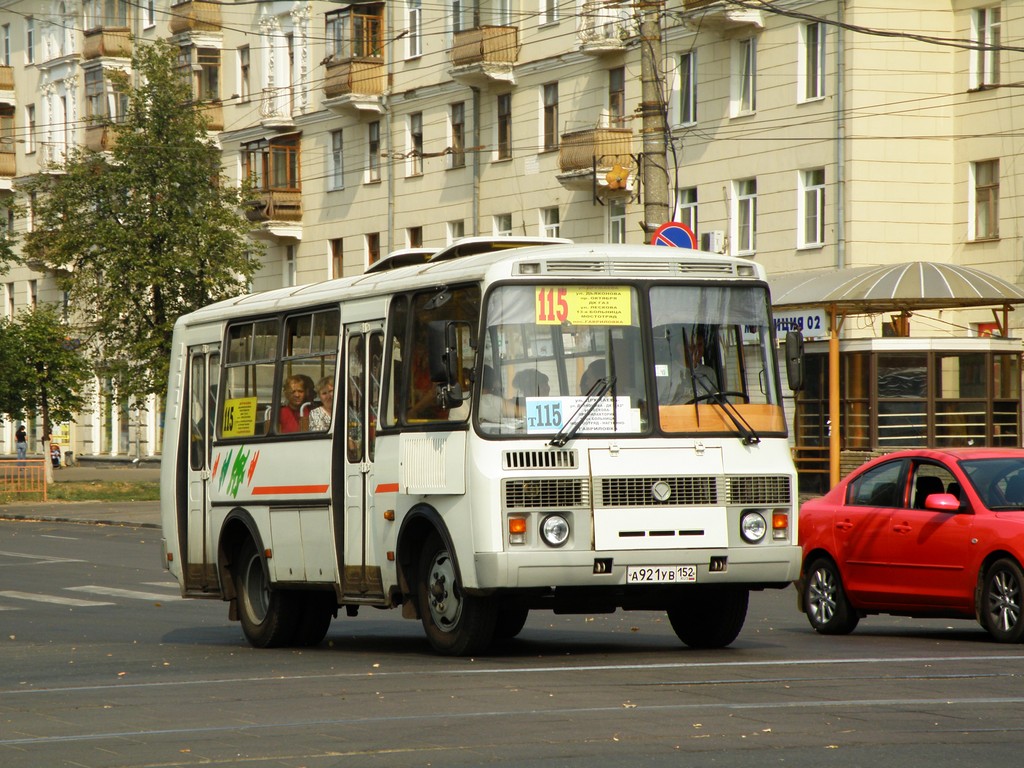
(427, 320, 470, 407)
(785, 330, 804, 391)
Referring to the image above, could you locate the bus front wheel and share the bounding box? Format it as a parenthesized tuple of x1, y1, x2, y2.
(232, 538, 300, 648)
(667, 586, 748, 649)
(416, 533, 497, 656)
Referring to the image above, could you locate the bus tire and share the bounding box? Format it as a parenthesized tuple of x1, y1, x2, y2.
(667, 586, 748, 649)
(417, 532, 497, 656)
(493, 604, 530, 640)
(232, 538, 300, 648)
(294, 591, 335, 647)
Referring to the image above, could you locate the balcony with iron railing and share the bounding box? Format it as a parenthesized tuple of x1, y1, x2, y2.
(578, 1, 634, 56)
(323, 58, 386, 114)
(449, 26, 519, 86)
(556, 126, 635, 192)
(169, 1, 222, 34)
(83, 27, 132, 60)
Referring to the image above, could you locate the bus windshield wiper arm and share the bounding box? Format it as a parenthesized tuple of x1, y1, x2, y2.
(549, 376, 615, 447)
(694, 372, 760, 446)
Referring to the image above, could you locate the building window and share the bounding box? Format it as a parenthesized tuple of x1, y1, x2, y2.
(609, 200, 626, 243)
(367, 121, 380, 182)
(608, 67, 625, 127)
(448, 220, 464, 243)
(733, 178, 757, 254)
(408, 226, 423, 248)
(732, 37, 756, 116)
(675, 187, 697, 234)
(408, 112, 423, 176)
(799, 22, 825, 101)
(179, 46, 221, 102)
(972, 159, 999, 240)
(326, 5, 384, 59)
(798, 168, 825, 247)
(451, 0, 464, 36)
(494, 213, 512, 236)
(2, 24, 9, 66)
(239, 46, 250, 103)
(450, 102, 465, 168)
(541, 207, 560, 238)
(540, 0, 557, 25)
(25, 104, 35, 153)
(497, 93, 512, 160)
(329, 129, 344, 190)
(366, 232, 381, 266)
(542, 83, 558, 151)
(25, 17, 33, 64)
(677, 52, 696, 125)
(971, 7, 1000, 89)
(284, 246, 296, 287)
(5, 282, 14, 317)
(143, 0, 156, 28)
(408, 0, 422, 58)
(243, 135, 300, 191)
(330, 238, 342, 278)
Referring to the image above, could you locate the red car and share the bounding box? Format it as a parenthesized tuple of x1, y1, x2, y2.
(798, 448, 1024, 643)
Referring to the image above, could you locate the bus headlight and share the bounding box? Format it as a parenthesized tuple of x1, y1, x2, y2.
(540, 515, 570, 547)
(740, 511, 767, 543)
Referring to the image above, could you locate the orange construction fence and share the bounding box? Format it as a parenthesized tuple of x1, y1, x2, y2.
(0, 459, 48, 500)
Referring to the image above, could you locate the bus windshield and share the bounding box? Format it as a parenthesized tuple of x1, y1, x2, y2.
(477, 282, 782, 438)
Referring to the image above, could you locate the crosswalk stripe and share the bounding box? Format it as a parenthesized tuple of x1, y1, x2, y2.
(0, 590, 114, 607)
(66, 585, 180, 601)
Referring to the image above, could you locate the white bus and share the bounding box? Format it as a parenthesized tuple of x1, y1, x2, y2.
(160, 239, 802, 655)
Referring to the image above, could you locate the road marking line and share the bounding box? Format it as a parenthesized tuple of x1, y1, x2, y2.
(0, 550, 83, 564)
(66, 585, 180, 601)
(0, 590, 113, 607)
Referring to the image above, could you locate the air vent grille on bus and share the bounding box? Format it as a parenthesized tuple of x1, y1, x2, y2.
(725, 475, 792, 505)
(676, 263, 736, 275)
(503, 449, 578, 470)
(504, 478, 589, 509)
(543, 260, 608, 275)
(600, 476, 718, 507)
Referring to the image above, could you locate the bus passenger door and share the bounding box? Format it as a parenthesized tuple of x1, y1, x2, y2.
(182, 346, 219, 592)
(338, 323, 386, 601)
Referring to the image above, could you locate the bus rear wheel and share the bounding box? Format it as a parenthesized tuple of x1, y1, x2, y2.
(667, 586, 748, 649)
(417, 533, 497, 656)
(232, 538, 300, 648)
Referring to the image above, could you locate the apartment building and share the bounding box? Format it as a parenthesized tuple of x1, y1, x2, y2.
(0, 1, 1022, 462)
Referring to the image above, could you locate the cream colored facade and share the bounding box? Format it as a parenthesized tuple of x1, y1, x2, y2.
(0, 0, 1021, 458)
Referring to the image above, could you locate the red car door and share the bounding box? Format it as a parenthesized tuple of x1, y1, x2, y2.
(883, 461, 973, 610)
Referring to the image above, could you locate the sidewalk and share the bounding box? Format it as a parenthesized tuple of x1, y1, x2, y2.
(0, 461, 162, 529)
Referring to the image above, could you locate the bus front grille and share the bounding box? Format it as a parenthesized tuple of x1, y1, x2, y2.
(599, 476, 718, 507)
(504, 478, 589, 509)
(725, 475, 792, 505)
(503, 449, 578, 470)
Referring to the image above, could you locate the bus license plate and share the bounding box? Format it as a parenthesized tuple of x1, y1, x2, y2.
(626, 565, 697, 583)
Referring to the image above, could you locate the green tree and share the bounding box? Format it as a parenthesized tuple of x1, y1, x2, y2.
(19, 39, 261, 402)
(0, 304, 93, 447)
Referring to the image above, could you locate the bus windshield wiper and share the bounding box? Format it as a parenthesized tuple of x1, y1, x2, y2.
(549, 376, 616, 447)
(693, 372, 760, 446)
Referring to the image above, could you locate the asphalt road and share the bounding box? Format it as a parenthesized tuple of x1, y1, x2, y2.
(3, 517, 1024, 768)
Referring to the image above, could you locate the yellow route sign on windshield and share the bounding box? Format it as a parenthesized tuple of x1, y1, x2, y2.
(535, 286, 631, 326)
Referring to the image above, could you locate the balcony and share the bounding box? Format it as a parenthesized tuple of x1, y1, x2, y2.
(0, 66, 13, 106)
(449, 26, 519, 87)
(556, 127, 635, 192)
(83, 27, 132, 60)
(245, 190, 303, 241)
(169, 1, 222, 34)
(681, 0, 765, 29)
(578, 1, 634, 56)
(260, 87, 294, 130)
(322, 58, 385, 114)
(83, 123, 119, 153)
(199, 100, 224, 131)
(0, 150, 14, 186)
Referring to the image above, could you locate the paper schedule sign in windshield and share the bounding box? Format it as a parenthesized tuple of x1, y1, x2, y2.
(522, 396, 641, 434)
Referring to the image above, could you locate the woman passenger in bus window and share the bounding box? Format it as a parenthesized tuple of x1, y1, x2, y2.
(279, 374, 315, 432)
(308, 376, 334, 432)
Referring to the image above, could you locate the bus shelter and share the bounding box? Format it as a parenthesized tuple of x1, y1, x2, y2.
(769, 262, 1024, 492)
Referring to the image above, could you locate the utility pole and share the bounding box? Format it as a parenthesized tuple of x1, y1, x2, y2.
(638, 0, 670, 235)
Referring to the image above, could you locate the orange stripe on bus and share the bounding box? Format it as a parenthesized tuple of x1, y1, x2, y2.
(251, 485, 330, 495)
(375, 482, 400, 494)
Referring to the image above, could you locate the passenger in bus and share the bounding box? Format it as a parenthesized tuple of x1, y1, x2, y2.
(661, 329, 719, 405)
(308, 376, 334, 432)
(476, 365, 507, 422)
(278, 374, 315, 432)
(512, 369, 550, 417)
(580, 359, 605, 394)
(407, 345, 448, 419)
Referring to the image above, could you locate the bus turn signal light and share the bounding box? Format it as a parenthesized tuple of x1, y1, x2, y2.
(509, 517, 527, 545)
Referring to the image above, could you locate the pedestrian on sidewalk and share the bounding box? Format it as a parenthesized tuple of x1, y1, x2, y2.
(15, 424, 27, 460)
